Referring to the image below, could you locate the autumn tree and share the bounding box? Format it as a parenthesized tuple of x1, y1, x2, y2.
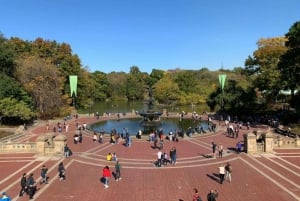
(16, 56, 64, 119)
(245, 37, 287, 102)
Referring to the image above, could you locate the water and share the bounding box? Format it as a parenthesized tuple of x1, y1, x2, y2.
(89, 117, 211, 135)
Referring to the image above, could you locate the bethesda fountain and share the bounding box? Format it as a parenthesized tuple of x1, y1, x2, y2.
(138, 86, 163, 126)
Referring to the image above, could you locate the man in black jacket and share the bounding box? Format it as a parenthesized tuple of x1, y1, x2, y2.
(19, 173, 27, 197)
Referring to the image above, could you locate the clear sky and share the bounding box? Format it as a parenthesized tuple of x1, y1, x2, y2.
(1, 0, 299, 73)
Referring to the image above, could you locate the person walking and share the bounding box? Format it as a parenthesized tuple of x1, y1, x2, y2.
(115, 161, 122, 181)
(102, 166, 111, 188)
(26, 173, 37, 199)
(19, 173, 27, 197)
(218, 164, 225, 184)
(40, 165, 48, 184)
(225, 162, 232, 183)
(207, 189, 218, 201)
(58, 162, 66, 181)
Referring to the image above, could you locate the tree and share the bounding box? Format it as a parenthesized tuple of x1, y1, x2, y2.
(278, 21, 300, 103)
(154, 75, 182, 105)
(0, 73, 33, 106)
(245, 37, 287, 102)
(16, 56, 64, 119)
(107, 72, 127, 100)
(0, 98, 35, 123)
(0, 34, 16, 76)
(126, 66, 145, 101)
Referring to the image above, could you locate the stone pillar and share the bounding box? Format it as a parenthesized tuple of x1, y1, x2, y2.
(53, 134, 67, 156)
(244, 133, 257, 154)
(263, 132, 274, 153)
(36, 135, 47, 156)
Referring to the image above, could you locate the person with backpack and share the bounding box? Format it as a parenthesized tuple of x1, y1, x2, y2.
(192, 188, 202, 201)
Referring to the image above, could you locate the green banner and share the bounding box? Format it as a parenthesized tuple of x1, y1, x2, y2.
(69, 75, 78, 97)
(218, 74, 226, 90)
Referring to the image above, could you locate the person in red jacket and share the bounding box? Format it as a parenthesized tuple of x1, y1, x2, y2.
(102, 166, 111, 188)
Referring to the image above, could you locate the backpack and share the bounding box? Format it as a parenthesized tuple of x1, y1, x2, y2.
(197, 196, 202, 201)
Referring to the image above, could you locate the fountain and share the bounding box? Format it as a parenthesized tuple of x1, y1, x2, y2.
(89, 86, 212, 135)
(138, 86, 162, 126)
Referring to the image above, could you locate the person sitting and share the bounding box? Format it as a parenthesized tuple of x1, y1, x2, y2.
(163, 152, 169, 165)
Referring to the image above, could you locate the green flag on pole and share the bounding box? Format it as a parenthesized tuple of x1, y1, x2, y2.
(218, 74, 226, 91)
(69, 75, 78, 97)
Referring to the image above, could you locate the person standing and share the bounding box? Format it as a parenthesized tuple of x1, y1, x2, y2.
(170, 147, 177, 165)
(102, 166, 111, 188)
(19, 173, 27, 197)
(218, 164, 225, 184)
(115, 161, 122, 181)
(58, 162, 66, 181)
(225, 162, 232, 183)
(218, 144, 223, 158)
(207, 189, 218, 201)
(64, 144, 70, 158)
(212, 142, 217, 158)
(40, 165, 48, 184)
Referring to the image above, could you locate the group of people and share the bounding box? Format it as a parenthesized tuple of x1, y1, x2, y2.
(155, 147, 177, 167)
(101, 160, 122, 188)
(218, 162, 232, 184)
(18, 172, 37, 199)
(106, 152, 118, 161)
(18, 162, 66, 199)
(211, 142, 224, 158)
(191, 188, 219, 201)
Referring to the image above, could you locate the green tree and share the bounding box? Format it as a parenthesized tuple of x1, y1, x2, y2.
(0, 98, 35, 123)
(154, 75, 182, 105)
(0, 34, 16, 76)
(126, 66, 145, 101)
(278, 21, 300, 104)
(0, 73, 33, 105)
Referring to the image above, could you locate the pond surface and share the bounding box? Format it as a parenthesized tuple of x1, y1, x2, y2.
(89, 117, 211, 135)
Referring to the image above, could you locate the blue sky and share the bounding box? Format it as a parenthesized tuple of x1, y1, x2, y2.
(1, 0, 299, 73)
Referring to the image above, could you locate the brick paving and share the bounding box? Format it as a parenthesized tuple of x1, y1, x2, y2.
(0, 115, 300, 201)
